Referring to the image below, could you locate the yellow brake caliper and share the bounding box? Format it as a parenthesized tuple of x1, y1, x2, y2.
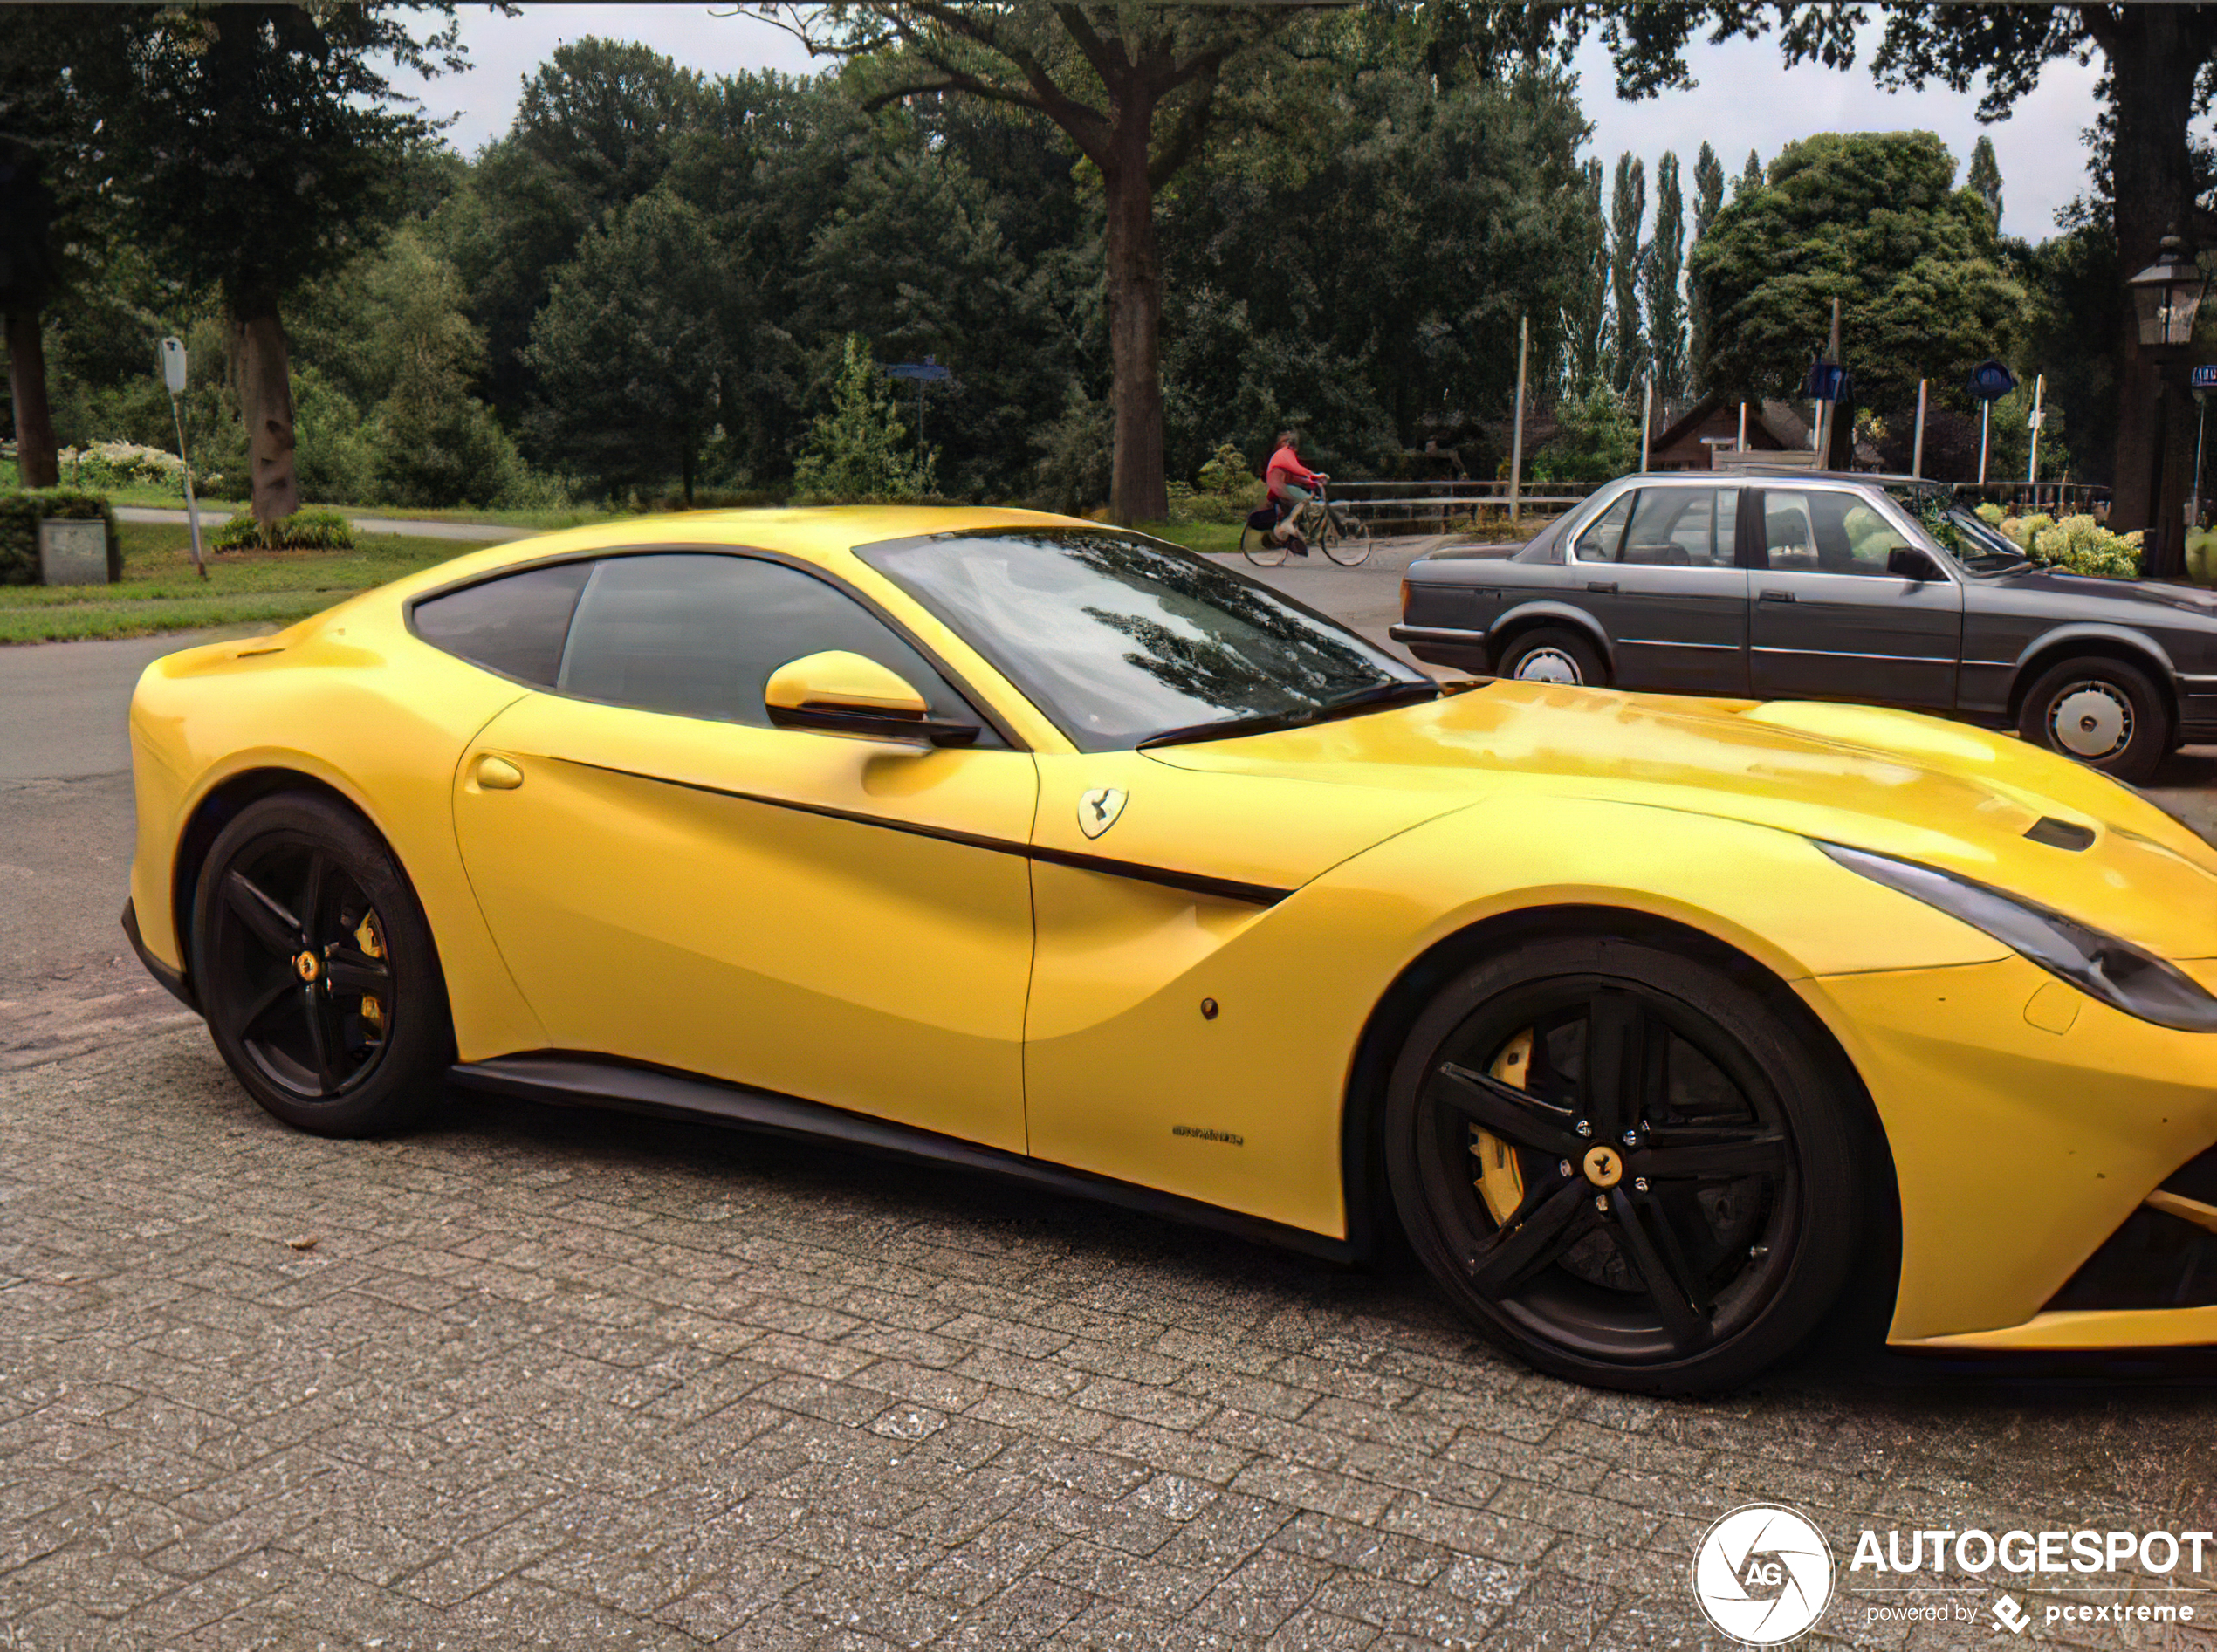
(1472, 1030, 1532, 1225)
(354, 912, 386, 1038)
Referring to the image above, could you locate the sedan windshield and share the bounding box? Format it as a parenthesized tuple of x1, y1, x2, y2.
(856, 529, 1431, 751)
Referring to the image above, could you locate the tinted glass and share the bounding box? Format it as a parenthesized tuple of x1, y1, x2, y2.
(556, 553, 989, 737)
(1572, 493, 1635, 561)
(1621, 489, 1739, 569)
(412, 562, 592, 685)
(1761, 490, 1912, 577)
(856, 530, 1423, 751)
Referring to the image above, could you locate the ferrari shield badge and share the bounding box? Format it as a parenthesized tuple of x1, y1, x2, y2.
(1077, 786, 1127, 839)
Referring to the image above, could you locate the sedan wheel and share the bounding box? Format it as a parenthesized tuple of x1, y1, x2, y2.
(1498, 627, 1606, 688)
(191, 794, 453, 1136)
(1385, 936, 1872, 1393)
(2017, 656, 2169, 785)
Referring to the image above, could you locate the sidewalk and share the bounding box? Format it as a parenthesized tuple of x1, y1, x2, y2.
(114, 505, 527, 544)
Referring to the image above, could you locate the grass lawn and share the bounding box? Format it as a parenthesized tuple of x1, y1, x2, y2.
(1137, 519, 1244, 557)
(0, 522, 477, 644)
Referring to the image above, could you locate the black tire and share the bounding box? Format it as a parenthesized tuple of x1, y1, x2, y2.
(1496, 627, 1607, 688)
(190, 793, 453, 1136)
(2015, 655, 2171, 785)
(1383, 936, 1874, 1395)
(1243, 522, 1287, 567)
(1321, 509, 1372, 566)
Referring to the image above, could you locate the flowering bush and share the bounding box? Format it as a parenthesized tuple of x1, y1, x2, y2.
(1989, 511, 2141, 579)
(56, 442, 219, 497)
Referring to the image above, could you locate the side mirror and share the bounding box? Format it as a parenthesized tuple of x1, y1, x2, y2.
(765, 650, 978, 746)
(1886, 546, 1943, 583)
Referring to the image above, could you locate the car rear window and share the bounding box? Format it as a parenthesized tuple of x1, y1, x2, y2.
(412, 562, 593, 686)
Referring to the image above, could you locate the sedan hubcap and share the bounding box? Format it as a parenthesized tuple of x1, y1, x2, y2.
(2049, 683, 2131, 759)
(1515, 648, 1582, 685)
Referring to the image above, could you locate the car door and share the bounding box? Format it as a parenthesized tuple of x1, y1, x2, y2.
(1747, 485, 1964, 708)
(443, 551, 1038, 1153)
(1570, 484, 1750, 695)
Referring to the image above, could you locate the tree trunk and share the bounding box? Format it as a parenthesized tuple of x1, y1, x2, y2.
(231, 295, 299, 524)
(1103, 108, 1168, 525)
(2104, 9, 2205, 576)
(4, 309, 59, 489)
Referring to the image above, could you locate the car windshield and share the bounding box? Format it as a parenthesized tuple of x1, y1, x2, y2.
(1934, 507, 2032, 573)
(856, 528, 1431, 751)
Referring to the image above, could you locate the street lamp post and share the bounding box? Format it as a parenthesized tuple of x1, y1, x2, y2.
(2127, 227, 2207, 577)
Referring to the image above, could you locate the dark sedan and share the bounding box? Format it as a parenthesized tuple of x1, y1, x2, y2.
(1392, 470, 2217, 782)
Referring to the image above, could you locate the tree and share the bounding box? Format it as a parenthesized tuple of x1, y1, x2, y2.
(1646, 152, 1687, 405)
(1736, 147, 1763, 202)
(1967, 134, 2003, 230)
(101, 5, 463, 523)
(1566, 157, 1610, 392)
(752, 3, 1315, 523)
(1688, 141, 1725, 393)
(1689, 132, 2025, 458)
(793, 333, 938, 500)
(1609, 153, 1645, 394)
(521, 189, 737, 502)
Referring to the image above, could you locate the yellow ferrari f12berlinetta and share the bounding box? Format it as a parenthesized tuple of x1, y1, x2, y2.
(123, 508, 2217, 1392)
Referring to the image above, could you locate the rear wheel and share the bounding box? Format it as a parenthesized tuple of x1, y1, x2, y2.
(2016, 655, 2170, 785)
(191, 794, 453, 1136)
(1384, 936, 1872, 1394)
(1242, 521, 1287, 566)
(1497, 627, 1606, 687)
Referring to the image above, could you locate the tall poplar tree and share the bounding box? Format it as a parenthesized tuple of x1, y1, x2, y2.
(1609, 152, 1645, 395)
(1736, 147, 1763, 201)
(1645, 151, 1686, 405)
(1688, 141, 1725, 394)
(1566, 155, 1610, 392)
(1967, 134, 2003, 230)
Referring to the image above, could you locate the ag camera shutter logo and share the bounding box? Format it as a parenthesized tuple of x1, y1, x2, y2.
(1692, 1504, 1835, 1643)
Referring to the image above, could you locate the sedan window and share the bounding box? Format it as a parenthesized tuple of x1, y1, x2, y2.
(1621, 489, 1740, 568)
(1572, 493, 1636, 561)
(857, 529, 1424, 752)
(555, 552, 994, 739)
(1760, 490, 1913, 578)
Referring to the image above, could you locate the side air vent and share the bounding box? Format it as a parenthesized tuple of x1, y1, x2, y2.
(2025, 817, 2095, 852)
(2046, 1145, 2217, 1312)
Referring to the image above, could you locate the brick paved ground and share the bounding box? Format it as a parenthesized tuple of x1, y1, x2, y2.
(7, 1029, 2217, 1649)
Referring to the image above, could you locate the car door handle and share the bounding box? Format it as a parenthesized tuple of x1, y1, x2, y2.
(1585, 580, 1618, 593)
(1758, 590, 1795, 604)
(475, 755, 525, 791)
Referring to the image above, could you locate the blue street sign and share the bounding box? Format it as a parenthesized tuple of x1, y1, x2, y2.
(1802, 361, 1850, 402)
(1967, 359, 2018, 401)
(2193, 364, 2217, 392)
(887, 358, 951, 382)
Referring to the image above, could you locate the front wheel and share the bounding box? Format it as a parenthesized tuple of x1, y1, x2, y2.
(191, 793, 454, 1136)
(1321, 508, 1372, 566)
(2016, 655, 2170, 785)
(1384, 936, 1874, 1394)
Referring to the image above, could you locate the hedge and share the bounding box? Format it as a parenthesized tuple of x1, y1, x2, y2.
(0, 490, 120, 586)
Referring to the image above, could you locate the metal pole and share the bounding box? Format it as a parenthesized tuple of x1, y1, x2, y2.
(1639, 372, 1653, 472)
(2194, 394, 2208, 526)
(1912, 380, 1926, 479)
(1736, 401, 1747, 452)
(168, 392, 207, 579)
(1978, 401, 1990, 486)
(2028, 373, 2044, 483)
(1508, 314, 1527, 524)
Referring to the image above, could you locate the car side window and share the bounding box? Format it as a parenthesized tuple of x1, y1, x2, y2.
(1572, 493, 1636, 562)
(555, 553, 999, 742)
(1621, 489, 1739, 569)
(1761, 490, 1906, 578)
(412, 561, 594, 686)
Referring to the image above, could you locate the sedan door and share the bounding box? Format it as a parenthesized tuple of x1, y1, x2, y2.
(1570, 485, 1750, 695)
(446, 551, 1039, 1153)
(1747, 485, 1964, 708)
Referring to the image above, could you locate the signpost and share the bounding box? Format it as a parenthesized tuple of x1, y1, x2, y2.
(1508, 314, 1527, 522)
(885, 357, 951, 462)
(2191, 364, 2217, 526)
(2027, 373, 2046, 490)
(160, 337, 207, 579)
(1966, 359, 2018, 487)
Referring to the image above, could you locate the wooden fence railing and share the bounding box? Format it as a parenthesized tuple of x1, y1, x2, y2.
(1328, 478, 1603, 524)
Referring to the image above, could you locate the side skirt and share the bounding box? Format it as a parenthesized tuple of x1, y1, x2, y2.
(449, 1052, 1362, 1265)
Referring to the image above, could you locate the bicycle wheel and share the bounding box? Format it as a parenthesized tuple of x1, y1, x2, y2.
(1322, 507, 1372, 566)
(1243, 523, 1287, 566)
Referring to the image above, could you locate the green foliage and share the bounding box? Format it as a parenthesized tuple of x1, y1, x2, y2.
(1689, 132, 2026, 431)
(209, 508, 357, 552)
(1967, 135, 2003, 229)
(56, 442, 199, 497)
(1646, 153, 1686, 403)
(1689, 142, 1725, 393)
(1566, 159, 1609, 393)
(0, 490, 114, 586)
(1168, 442, 1264, 524)
(1031, 385, 1114, 516)
(792, 335, 939, 503)
(1610, 154, 1646, 393)
(1531, 385, 1640, 482)
(1994, 511, 2143, 579)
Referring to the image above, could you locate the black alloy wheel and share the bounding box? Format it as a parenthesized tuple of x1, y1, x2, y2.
(1385, 936, 1872, 1394)
(191, 794, 452, 1136)
(2016, 655, 2170, 785)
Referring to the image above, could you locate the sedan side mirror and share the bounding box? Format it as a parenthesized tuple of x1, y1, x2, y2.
(765, 651, 979, 747)
(1886, 546, 1944, 583)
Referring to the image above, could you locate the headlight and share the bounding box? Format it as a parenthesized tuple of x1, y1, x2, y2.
(1819, 841, 2217, 1033)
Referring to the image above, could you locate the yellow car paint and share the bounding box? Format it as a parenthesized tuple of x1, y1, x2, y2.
(123, 504, 2217, 1356)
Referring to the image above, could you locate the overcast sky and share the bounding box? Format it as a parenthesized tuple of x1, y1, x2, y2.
(393, 4, 2110, 243)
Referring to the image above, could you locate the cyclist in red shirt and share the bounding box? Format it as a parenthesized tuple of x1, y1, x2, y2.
(1266, 431, 1327, 558)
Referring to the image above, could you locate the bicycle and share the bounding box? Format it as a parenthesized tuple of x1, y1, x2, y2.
(1241, 478, 1373, 568)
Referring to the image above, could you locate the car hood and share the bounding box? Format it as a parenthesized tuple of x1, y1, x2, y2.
(1984, 565, 2217, 619)
(1144, 680, 2217, 961)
